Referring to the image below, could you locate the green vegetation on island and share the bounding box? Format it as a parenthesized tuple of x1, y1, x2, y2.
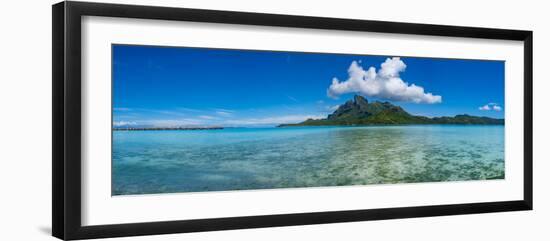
(278, 95, 504, 127)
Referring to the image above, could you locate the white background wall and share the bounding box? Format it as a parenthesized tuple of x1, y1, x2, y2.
(0, 0, 547, 240)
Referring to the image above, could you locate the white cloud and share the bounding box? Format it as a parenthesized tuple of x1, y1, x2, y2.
(327, 57, 442, 104)
(327, 105, 340, 111)
(198, 115, 217, 120)
(113, 107, 131, 111)
(215, 111, 232, 117)
(115, 114, 327, 127)
(175, 107, 201, 113)
(224, 114, 325, 126)
(147, 119, 204, 127)
(213, 108, 234, 112)
(153, 110, 188, 116)
(479, 103, 502, 111)
(212, 108, 235, 117)
(478, 105, 491, 111)
(113, 121, 137, 127)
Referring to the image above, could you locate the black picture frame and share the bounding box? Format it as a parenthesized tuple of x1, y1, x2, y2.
(52, 1, 533, 240)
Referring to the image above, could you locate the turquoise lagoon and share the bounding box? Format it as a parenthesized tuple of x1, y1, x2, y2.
(112, 125, 504, 195)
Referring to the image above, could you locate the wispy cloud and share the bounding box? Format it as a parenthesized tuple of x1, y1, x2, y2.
(287, 95, 299, 102)
(174, 107, 202, 113)
(113, 105, 328, 127)
(223, 114, 325, 126)
(479, 103, 502, 111)
(213, 109, 234, 117)
(327, 105, 340, 111)
(146, 119, 205, 127)
(113, 118, 208, 127)
(117, 108, 190, 117)
(212, 108, 234, 113)
(327, 57, 442, 104)
(113, 121, 137, 127)
(216, 111, 232, 117)
(198, 115, 217, 120)
(156, 110, 184, 115)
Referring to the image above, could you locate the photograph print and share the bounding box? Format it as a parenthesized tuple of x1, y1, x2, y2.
(112, 44, 505, 195)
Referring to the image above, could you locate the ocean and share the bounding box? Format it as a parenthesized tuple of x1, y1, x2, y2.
(112, 125, 504, 195)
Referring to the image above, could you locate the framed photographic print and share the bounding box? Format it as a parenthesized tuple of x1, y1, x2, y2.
(52, 1, 533, 240)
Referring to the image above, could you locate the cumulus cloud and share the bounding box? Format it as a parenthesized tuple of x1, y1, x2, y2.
(478, 105, 491, 111)
(479, 103, 502, 111)
(327, 57, 442, 104)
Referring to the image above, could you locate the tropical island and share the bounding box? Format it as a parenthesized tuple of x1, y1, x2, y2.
(278, 95, 504, 127)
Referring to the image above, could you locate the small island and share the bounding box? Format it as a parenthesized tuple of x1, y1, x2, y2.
(279, 95, 504, 127)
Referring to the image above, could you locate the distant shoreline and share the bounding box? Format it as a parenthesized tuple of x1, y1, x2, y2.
(113, 124, 505, 131)
(113, 127, 224, 131)
(278, 121, 505, 128)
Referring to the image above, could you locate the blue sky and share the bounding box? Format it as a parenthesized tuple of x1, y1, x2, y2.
(113, 45, 504, 127)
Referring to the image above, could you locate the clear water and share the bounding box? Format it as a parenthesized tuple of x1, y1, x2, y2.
(112, 125, 504, 195)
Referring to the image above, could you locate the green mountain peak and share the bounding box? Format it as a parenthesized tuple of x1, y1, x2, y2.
(279, 95, 503, 127)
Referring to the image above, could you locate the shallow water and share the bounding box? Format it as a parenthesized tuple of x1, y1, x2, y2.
(112, 125, 504, 195)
